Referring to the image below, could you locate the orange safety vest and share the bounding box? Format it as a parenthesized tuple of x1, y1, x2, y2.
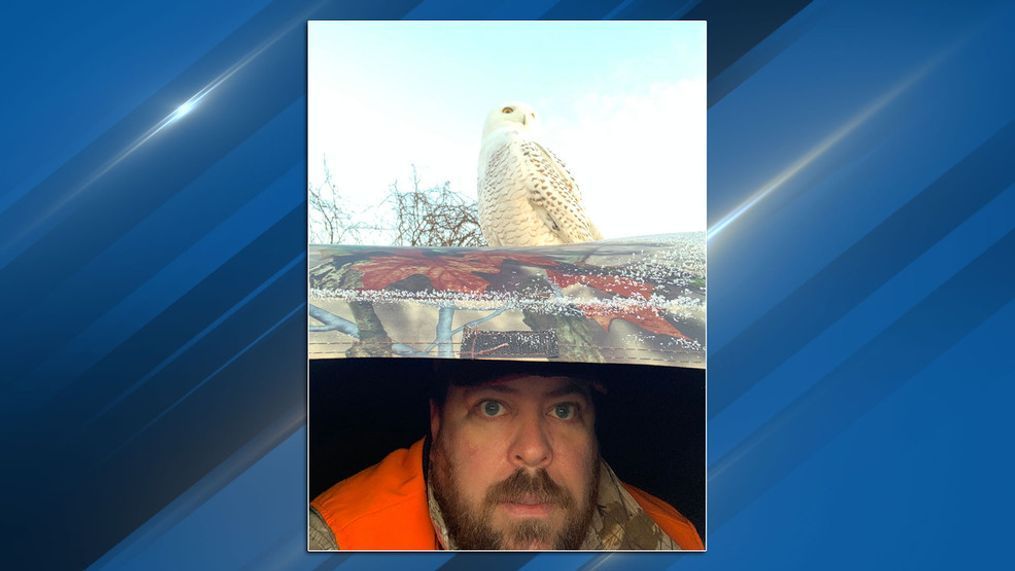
(311, 439, 704, 550)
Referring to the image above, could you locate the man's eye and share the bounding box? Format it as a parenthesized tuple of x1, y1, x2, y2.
(479, 400, 506, 417)
(550, 403, 577, 420)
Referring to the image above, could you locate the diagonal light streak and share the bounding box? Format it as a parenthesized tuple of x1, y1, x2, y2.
(44, 32, 282, 216)
(4, 1, 326, 260)
(707, 50, 951, 242)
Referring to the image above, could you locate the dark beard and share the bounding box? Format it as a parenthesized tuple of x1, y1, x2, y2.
(429, 439, 599, 550)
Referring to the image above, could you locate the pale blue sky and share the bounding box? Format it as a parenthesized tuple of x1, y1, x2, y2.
(309, 21, 706, 244)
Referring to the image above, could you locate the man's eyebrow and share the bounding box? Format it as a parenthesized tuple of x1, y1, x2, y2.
(544, 382, 591, 399)
(463, 383, 519, 396)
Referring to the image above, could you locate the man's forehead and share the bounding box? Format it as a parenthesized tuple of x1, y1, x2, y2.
(458, 374, 591, 398)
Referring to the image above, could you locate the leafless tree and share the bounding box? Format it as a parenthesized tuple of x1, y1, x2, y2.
(308, 159, 376, 244)
(310, 160, 485, 247)
(387, 166, 487, 247)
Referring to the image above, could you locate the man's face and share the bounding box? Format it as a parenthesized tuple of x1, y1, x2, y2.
(429, 374, 599, 550)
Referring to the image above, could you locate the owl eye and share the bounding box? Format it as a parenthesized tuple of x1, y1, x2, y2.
(501, 106, 514, 114)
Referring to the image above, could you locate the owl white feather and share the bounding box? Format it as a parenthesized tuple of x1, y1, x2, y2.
(477, 102, 603, 247)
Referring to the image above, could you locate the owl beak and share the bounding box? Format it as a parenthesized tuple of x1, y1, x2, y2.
(521, 115, 527, 126)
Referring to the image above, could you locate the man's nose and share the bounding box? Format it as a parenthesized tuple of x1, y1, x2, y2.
(509, 415, 552, 469)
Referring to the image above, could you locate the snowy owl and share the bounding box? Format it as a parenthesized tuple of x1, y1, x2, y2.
(477, 102, 603, 247)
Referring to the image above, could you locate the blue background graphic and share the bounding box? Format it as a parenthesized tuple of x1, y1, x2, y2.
(1, 0, 1012, 569)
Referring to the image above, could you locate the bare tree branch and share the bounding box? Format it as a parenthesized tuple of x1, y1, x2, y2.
(388, 165, 487, 247)
(310, 160, 485, 247)
(308, 158, 383, 244)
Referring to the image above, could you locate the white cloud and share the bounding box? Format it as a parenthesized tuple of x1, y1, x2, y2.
(550, 80, 707, 236)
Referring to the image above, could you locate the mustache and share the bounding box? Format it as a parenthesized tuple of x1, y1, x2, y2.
(485, 469, 575, 508)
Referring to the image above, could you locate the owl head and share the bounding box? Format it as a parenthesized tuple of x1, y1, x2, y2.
(482, 102, 538, 139)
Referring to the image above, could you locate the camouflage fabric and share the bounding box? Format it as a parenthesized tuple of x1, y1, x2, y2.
(308, 507, 339, 550)
(309, 234, 705, 369)
(426, 476, 454, 550)
(580, 461, 680, 550)
(428, 460, 680, 551)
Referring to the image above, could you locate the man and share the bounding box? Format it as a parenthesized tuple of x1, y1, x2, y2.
(308, 362, 703, 550)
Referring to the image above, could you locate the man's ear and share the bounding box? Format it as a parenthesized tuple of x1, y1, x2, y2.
(429, 399, 441, 440)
